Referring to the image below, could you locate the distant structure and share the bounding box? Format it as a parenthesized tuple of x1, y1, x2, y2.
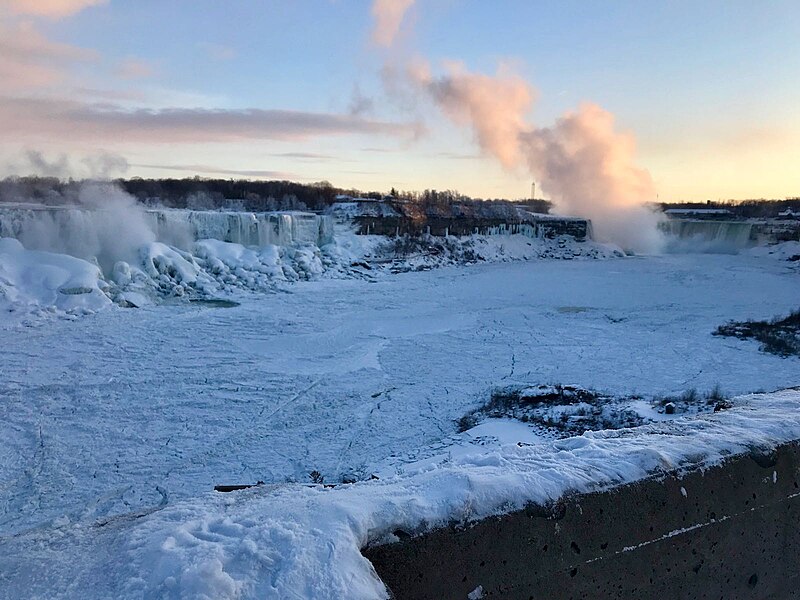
(663, 208, 733, 220)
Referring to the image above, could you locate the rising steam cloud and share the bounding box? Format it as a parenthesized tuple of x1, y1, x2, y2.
(378, 1, 664, 252)
(9, 182, 155, 274)
(411, 61, 533, 169)
(521, 104, 663, 253)
(411, 59, 663, 252)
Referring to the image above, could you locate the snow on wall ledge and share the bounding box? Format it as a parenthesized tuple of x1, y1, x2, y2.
(367, 431, 800, 599)
(4, 389, 800, 599)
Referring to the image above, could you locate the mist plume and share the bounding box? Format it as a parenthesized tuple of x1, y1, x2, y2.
(374, 2, 664, 252)
(408, 60, 663, 251)
(411, 61, 533, 169)
(5, 180, 155, 274)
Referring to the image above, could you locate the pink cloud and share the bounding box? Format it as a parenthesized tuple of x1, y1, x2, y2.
(0, 96, 420, 143)
(0, 22, 97, 92)
(371, 0, 415, 47)
(131, 163, 293, 180)
(1, 0, 107, 18)
(115, 57, 155, 80)
(408, 60, 662, 251)
(411, 60, 535, 168)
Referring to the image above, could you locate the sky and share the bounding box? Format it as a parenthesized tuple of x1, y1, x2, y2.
(0, 0, 798, 202)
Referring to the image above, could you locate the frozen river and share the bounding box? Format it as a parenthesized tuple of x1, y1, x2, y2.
(1, 252, 799, 536)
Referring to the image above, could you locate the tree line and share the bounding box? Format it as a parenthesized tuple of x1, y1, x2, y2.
(0, 176, 551, 215)
(3, 175, 793, 218)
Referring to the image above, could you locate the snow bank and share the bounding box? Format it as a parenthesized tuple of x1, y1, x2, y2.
(0, 238, 111, 319)
(746, 240, 800, 262)
(5, 389, 800, 599)
(0, 235, 334, 317)
(105, 240, 329, 303)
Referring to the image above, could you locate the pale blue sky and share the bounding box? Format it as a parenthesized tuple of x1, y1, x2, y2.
(2, 0, 799, 200)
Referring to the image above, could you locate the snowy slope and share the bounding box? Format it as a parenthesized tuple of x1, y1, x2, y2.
(3, 389, 800, 599)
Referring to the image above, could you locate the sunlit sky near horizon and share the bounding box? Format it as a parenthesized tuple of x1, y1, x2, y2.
(1, 0, 798, 202)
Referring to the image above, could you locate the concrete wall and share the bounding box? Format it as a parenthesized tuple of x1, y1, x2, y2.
(364, 441, 800, 600)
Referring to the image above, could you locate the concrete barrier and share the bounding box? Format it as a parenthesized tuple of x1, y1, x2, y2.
(364, 441, 800, 599)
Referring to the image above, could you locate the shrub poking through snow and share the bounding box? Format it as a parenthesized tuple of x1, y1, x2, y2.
(714, 309, 800, 357)
(457, 384, 732, 437)
(358, 233, 622, 274)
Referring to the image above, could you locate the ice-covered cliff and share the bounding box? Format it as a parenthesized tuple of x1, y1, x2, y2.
(0, 204, 333, 270)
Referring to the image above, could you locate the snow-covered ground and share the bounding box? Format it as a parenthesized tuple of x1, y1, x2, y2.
(1, 231, 799, 597)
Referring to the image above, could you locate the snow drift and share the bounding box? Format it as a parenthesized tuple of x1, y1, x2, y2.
(0, 237, 111, 317)
(4, 389, 800, 599)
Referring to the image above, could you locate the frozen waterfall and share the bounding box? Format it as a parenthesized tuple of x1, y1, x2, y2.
(0, 204, 334, 273)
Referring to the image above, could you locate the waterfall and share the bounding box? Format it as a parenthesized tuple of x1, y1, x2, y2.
(0, 204, 334, 273)
(660, 219, 755, 253)
(140, 209, 333, 249)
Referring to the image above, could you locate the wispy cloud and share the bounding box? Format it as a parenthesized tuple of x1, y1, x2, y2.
(360, 146, 400, 153)
(371, 0, 415, 47)
(0, 22, 97, 92)
(270, 152, 339, 161)
(0, 96, 418, 143)
(437, 151, 482, 160)
(21, 149, 70, 177)
(410, 59, 534, 169)
(0, 0, 107, 18)
(115, 57, 155, 80)
(132, 163, 293, 179)
(198, 42, 236, 62)
(348, 84, 374, 116)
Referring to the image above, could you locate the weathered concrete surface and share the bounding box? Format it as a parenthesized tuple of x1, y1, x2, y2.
(364, 442, 800, 599)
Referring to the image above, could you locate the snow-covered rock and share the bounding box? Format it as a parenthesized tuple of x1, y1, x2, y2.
(747, 240, 800, 262)
(0, 238, 111, 319)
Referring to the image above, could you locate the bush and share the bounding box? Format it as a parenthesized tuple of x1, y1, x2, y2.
(456, 413, 480, 433)
(714, 309, 800, 357)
